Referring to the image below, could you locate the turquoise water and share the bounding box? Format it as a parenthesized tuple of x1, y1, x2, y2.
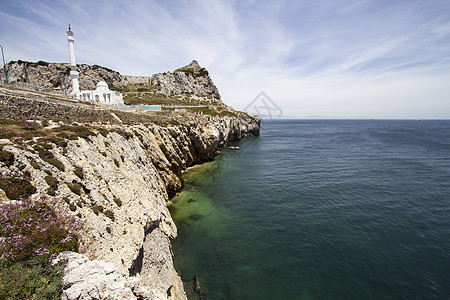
(169, 120, 450, 299)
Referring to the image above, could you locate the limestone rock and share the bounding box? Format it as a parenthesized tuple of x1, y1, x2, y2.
(1, 60, 223, 105)
(1, 60, 126, 93)
(53, 251, 160, 300)
(151, 60, 221, 100)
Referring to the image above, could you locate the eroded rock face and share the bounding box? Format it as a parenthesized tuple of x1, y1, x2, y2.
(53, 251, 142, 300)
(0, 112, 260, 299)
(151, 60, 221, 101)
(1, 61, 126, 92)
(1, 60, 221, 102)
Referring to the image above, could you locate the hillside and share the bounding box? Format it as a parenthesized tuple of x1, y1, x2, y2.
(1, 60, 223, 107)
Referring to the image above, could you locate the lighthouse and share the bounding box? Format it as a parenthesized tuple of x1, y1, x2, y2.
(64, 25, 124, 106)
(67, 24, 80, 98)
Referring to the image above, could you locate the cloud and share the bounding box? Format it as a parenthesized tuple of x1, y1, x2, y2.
(1, 0, 449, 118)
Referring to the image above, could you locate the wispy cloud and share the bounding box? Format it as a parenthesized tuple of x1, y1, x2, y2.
(1, 0, 449, 118)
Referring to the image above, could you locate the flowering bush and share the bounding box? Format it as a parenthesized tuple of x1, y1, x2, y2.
(0, 176, 36, 200)
(0, 199, 78, 261)
(0, 198, 79, 299)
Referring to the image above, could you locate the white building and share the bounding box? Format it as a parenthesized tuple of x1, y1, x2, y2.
(80, 81, 123, 105)
(66, 25, 123, 106)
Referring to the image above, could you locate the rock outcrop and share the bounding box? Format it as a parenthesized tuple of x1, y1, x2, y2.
(53, 251, 144, 300)
(0, 91, 260, 299)
(150, 60, 221, 101)
(1, 60, 221, 103)
(1, 60, 126, 93)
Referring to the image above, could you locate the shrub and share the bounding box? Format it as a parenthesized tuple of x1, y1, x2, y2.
(39, 143, 52, 150)
(106, 226, 111, 234)
(104, 210, 115, 221)
(0, 177, 36, 200)
(0, 199, 78, 299)
(80, 183, 90, 194)
(0, 199, 79, 261)
(0, 255, 65, 299)
(53, 125, 95, 140)
(0, 150, 14, 167)
(114, 129, 133, 140)
(69, 203, 77, 212)
(113, 159, 119, 167)
(34, 145, 53, 159)
(44, 158, 65, 172)
(74, 166, 84, 180)
(67, 184, 81, 196)
(92, 205, 104, 215)
(45, 175, 58, 190)
(35, 60, 50, 67)
(113, 196, 122, 207)
(42, 136, 67, 148)
(46, 187, 56, 196)
(30, 162, 40, 170)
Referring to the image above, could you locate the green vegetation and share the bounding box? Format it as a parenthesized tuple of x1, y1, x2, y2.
(0, 255, 65, 299)
(67, 184, 81, 196)
(92, 205, 104, 215)
(111, 129, 133, 140)
(0, 177, 36, 200)
(0, 150, 14, 166)
(122, 83, 220, 106)
(174, 67, 209, 78)
(73, 166, 84, 180)
(52, 125, 95, 140)
(45, 175, 58, 190)
(44, 158, 65, 172)
(91, 64, 114, 73)
(33, 144, 64, 172)
(104, 210, 115, 221)
(46, 187, 56, 196)
(69, 203, 77, 212)
(0, 199, 79, 299)
(113, 196, 122, 207)
(45, 175, 58, 196)
(30, 162, 41, 170)
(0, 119, 44, 141)
(41, 136, 68, 148)
(123, 92, 178, 106)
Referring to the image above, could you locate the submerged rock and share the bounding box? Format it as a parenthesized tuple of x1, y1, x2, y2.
(193, 275, 206, 300)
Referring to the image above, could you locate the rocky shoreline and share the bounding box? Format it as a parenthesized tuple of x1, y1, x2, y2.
(0, 91, 260, 299)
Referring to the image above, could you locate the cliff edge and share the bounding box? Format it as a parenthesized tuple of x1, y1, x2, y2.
(0, 64, 259, 299)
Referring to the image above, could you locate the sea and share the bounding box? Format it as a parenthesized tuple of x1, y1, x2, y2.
(168, 119, 450, 300)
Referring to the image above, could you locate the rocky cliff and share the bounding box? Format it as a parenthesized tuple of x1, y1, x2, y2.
(1, 60, 126, 93)
(1, 60, 222, 105)
(150, 60, 221, 101)
(0, 91, 260, 299)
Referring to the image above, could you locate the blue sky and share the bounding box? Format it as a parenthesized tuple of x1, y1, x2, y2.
(1, 0, 449, 118)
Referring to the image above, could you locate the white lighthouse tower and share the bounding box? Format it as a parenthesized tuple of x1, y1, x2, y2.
(67, 24, 80, 99)
(64, 25, 124, 106)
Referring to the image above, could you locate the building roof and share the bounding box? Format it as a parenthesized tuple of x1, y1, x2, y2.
(96, 81, 109, 91)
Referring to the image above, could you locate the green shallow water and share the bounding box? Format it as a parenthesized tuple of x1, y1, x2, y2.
(169, 120, 450, 300)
